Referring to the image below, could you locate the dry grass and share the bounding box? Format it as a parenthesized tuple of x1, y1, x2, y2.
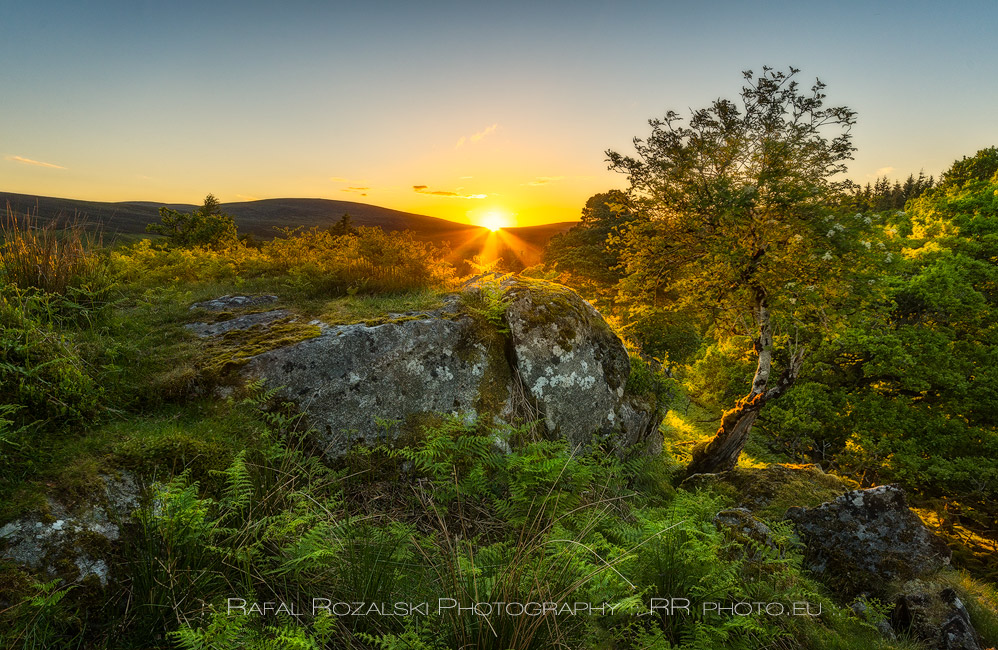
(1, 206, 104, 295)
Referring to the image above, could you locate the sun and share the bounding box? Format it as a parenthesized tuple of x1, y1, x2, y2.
(480, 210, 508, 232)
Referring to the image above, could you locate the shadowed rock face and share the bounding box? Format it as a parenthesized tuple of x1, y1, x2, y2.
(244, 295, 499, 456)
(785, 485, 951, 597)
(892, 581, 983, 650)
(232, 278, 660, 460)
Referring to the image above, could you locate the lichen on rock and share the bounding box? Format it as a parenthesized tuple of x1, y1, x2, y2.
(785, 484, 952, 597)
(191, 277, 663, 460)
(0, 473, 142, 587)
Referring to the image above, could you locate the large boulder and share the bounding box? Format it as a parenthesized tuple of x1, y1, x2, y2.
(784, 485, 951, 597)
(503, 278, 654, 449)
(213, 279, 660, 460)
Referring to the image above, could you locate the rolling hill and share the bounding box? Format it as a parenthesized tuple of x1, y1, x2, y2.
(0, 192, 575, 265)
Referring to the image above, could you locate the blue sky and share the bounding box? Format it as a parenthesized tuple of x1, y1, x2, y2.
(3, 0, 996, 225)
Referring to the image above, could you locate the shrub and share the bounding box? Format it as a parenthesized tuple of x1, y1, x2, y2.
(115, 225, 455, 295)
(146, 194, 238, 249)
(0, 291, 103, 433)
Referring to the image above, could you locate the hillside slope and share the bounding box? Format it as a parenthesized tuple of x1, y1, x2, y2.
(0, 191, 573, 264)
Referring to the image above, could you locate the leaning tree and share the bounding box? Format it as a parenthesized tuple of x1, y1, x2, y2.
(608, 66, 877, 475)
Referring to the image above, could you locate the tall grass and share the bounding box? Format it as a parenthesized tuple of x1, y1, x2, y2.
(1, 207, 106, 295)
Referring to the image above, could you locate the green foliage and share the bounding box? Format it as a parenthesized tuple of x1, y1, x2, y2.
(117, 225, 454, 296)
(625, 354, 676, 409)
(169, 609, 335, 650)
(0, 288, 109, 438)
(761, 153, 998, 575)
(545, 190, 643, 283)
(146, 194, 238, 249)
(459, 276, 511, 334)
(391, 416, 504, 505)
(1, 209, 115, 301)
(938, 146, 998, 189)
(851, 172, 935, 212)
(1, 578, 81, 650)
(327, 212, 358, 237)
(608, 66, 861, 323)
(627, 309, 702, 366)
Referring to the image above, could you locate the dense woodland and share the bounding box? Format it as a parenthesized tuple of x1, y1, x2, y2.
(2, 70, 998, 648)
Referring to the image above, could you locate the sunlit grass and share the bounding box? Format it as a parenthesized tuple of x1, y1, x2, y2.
(319, 289, 446, 325)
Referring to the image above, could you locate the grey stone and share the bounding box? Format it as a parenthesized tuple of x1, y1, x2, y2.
(503, 278, 632, 450)
(892, 581, 983, 650)
(225, 277, 661, 460)
(0, 473, 142, 586)
(785, 485, 951, 597)
(244, 307, 504, 458)
(186, 309, 291, 338)
(189, 294, 278, 311)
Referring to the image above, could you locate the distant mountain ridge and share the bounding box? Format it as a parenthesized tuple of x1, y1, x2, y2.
(0, 191, 575, 265)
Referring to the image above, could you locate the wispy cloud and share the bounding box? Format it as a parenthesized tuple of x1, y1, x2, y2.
(6, 155, 66, 170)
(341, 186, 370, 196)
(871, 166, 895, 178)
(524, 175, 565, 187)
(413, 185, 487, 199)
(455, 123, 498, 148)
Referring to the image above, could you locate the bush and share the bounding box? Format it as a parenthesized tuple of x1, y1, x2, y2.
(146, 194, 238, 249)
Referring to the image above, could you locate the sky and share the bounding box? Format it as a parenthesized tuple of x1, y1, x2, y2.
(3, 0, 997, 228)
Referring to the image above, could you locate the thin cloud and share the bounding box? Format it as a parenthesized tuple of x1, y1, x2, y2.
(455, 123, 499, 148)
(871, 166, 895, 178)
(524, 176, 565, 186)
(413, 185, 487, 199)
(6, 155, 66, 170)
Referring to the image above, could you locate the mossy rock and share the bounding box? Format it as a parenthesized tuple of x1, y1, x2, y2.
(681, 463, 858, 520)
(198, 279, 661, 461)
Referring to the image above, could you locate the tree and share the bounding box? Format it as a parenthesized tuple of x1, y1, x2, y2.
(328, 212, 358, 237)
(608, 66, 869, 475)
(147, 194, 238, 248)
(763, 157, 998, 560)
(544, 190, 642, 282)
(938, 146, 998, 189)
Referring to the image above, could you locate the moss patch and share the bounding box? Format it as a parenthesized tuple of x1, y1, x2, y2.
(319, 290, 445, 325)
(202, 317, 321, 382)
(503, 277, 615, 350)
(682, 464, 858, 521)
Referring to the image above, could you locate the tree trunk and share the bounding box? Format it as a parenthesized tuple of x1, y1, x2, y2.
(685, 291, 803, 477)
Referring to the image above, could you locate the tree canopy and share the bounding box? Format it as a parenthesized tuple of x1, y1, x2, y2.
(608, 66, 877, 474)
(544, 190, 642, 283)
